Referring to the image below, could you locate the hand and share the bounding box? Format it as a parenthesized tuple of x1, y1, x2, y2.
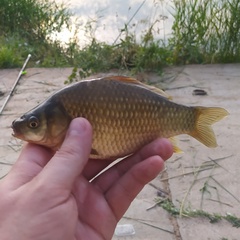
(0, 118, 173, 240)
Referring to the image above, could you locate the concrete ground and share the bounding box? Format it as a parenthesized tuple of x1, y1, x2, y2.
(0, 64, 239, 240)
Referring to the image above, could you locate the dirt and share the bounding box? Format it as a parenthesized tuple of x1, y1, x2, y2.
(0, 65, 239, 240)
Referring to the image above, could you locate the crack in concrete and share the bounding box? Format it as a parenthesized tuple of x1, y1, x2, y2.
(161, 169, 182, 240)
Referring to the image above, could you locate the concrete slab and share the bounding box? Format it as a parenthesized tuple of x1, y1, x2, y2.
(0, 65, 239, 239)
(161, 64, 240, 240)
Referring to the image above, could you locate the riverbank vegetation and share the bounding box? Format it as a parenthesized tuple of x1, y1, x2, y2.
(0, 0, 240, 75)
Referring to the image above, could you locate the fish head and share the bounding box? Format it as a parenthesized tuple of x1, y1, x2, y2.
(12, 101, 71, 150)
(12, 111, 47, 143)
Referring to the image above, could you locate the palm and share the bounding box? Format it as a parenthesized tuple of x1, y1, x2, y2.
(73, 138, 172, 239)
(6, 139, 172, 240)
(73, 174, 117, 239)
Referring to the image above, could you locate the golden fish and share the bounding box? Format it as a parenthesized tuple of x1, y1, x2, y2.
(12, 76, 228, 159)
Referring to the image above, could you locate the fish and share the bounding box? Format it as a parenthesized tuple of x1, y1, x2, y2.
(11, 76, 228, 159)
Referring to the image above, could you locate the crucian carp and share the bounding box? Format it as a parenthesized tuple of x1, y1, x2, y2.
(12, 76, 228, 159)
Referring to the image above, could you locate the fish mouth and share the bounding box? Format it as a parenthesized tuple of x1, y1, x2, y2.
(11, 129, 19, 137)
(11, 120, 23, 138)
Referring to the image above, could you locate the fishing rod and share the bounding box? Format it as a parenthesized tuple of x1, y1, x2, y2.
(0, 54, 31, 115)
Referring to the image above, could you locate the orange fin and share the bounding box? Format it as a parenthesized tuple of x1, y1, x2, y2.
(104, 76, 172, 100)
(190, 107, 229, 147)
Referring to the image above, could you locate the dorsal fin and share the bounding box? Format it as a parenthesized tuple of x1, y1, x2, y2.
(103, 76, 172, 100)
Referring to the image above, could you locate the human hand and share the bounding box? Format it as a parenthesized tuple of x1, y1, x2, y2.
(0, 118, 173, 240)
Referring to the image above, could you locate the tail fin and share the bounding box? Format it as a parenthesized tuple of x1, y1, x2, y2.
(190, 107, 229, 148)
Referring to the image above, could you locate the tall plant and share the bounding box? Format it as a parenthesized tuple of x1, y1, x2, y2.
(170, 0, 240, 64)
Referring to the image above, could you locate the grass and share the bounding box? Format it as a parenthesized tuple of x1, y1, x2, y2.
(157, 198, 240, 228)
(0, 0, 240, 72)
(170, 0, 240, 64)
(0, 0, 73, 68)
(155, 153, 240, 232)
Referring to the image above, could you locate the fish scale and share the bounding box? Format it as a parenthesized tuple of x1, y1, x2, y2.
(11, 76, 228, 159)
(55, 79, 197, 157)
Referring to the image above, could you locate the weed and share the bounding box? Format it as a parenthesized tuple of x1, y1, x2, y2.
(0, 0, 73, 67)
(0, 0, 72, 43)
(0, 0, 172, 72)
(65, 67, 78, 84)
(225, 213, 240, 228)
(0, 46, 20, 68)
(157, 198, 240, 228)
(170, 0, 240, 64)
(1, 0, 240, 71)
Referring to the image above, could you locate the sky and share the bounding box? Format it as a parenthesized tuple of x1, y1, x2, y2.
(54, 0, 174, 45)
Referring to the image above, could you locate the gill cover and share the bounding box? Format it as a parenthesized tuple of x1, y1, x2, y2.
(32, 100, 72, 148)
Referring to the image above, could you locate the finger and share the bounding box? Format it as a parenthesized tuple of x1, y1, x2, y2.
(132, 138, 173, 162)
(82, 158, 115, 180)
(105, 155, 165, 221)
(92, 138, 173, 193)
(84, 138, 172, 181)
(5, 144, 53, 189)
(39, 118, 92, 190)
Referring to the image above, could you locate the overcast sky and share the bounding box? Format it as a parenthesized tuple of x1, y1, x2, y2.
(55, 0, 173, 45)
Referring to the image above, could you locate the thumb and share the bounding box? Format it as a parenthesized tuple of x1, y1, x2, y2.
(39, 118, 92, 190)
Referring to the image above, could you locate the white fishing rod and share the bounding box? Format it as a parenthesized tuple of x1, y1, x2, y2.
(0, 54, 31, 115)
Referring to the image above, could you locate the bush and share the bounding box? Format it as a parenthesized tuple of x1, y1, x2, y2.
(0, 0, 73, 67)
(0, 0, 71, 43)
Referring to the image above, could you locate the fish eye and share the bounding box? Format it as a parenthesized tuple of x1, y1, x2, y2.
(28, 116, 39, 129)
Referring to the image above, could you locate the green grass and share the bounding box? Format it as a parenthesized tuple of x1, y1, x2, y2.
(0, 0, 72, 44)
(0, 0, 240, 72)
(157, 198, 240, 228)
(170, 0, 240, 64)
(0, 0, 73, 67)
